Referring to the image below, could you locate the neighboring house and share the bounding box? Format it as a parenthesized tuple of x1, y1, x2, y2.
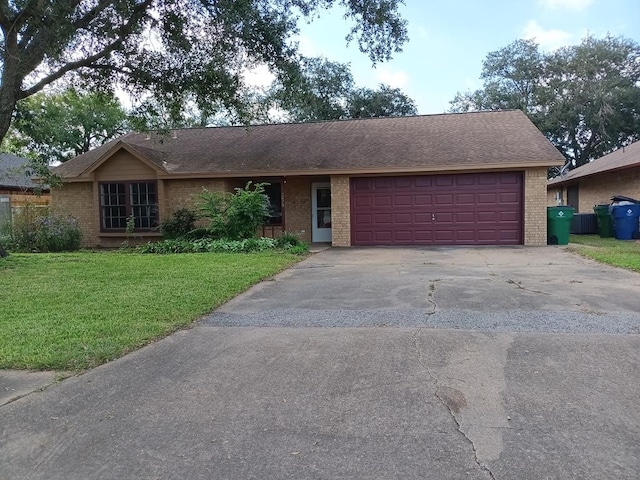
(0, 153, 50, 226)
(547, 141, 640, 212)
(51, 110, 564, 248)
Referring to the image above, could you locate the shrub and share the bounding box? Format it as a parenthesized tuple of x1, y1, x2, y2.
(4, 204, 82, 252)
(136, 237, 296, 254)
(159, 207, 197, 239)
(197, 182, 270, 240)
(276, 231, 303, 248)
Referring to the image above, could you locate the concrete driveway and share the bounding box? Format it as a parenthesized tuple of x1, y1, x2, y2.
(1, 247, 640, 479)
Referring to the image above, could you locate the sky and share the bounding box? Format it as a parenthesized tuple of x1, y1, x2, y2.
(282, 0, 640, 114)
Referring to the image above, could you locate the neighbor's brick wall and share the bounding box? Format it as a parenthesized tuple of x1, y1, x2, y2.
(547, 187, 562, 207)
(283, 177, 312, 243)
(546, 168, 640, 213)
(524, 168, 548, 246)
(50, 182, 97, 247)
(330, 175, 351, 247)
(577, 169, 640, 212)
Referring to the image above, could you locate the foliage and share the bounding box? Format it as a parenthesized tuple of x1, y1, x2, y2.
(0, 1, 408, 144)
(270, 57, 417, 122)
(450, 35, 640, 170)
(276, 231, 305, 248)
(137, 234, 309, 255)
(6, 89, 130, 164)
(0, 251, 300, 370)
(568, 235, 640, 272)
(197, 182, 271, 240)
(2, 204, 81, 252)
(347, 85, 418, 119)
(159, 208, 198, 239)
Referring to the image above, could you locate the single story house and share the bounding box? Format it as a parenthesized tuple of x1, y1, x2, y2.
(547, 140, 640, 212)
(51, 110, 564, 248)
(0, 153, 50, 226)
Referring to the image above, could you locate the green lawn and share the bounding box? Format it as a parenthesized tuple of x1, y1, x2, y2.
(569, 235, 640, 272)
(0, 251, 301, 371)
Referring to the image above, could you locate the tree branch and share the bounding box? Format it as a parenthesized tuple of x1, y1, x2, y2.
(18, 0, 153, 99)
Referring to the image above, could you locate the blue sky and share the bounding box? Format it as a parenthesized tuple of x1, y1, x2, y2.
(291, 0, 640, 114)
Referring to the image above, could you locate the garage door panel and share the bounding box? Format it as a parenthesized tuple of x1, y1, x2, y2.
(394, 213, 412, 224)
(477, 193, 498, 204)
(351, 173, 522, 246)
(456, 212, 476, 223)
(435, 194, 453, 205)
(393, 195, 412, 206)
(414, 195, 433, 206)
(456, 193, 475, 205)
(414, 213, 432, 224)
(374, 195, 392, 207)
(353, 195, 373, 207)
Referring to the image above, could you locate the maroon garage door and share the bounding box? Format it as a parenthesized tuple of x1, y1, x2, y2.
(351, 172, 523, 246)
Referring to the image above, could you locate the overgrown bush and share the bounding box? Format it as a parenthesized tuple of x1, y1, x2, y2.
(276, 231, 304, 249)
(159, 207, 197, 239)
(3, 204, 82, 252)
(197, 182, 270, 240)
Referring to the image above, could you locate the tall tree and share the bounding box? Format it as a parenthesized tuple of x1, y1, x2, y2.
(0, 0, 408, 144)
(347, 84, 417, 118)
(450, 36, 640, 169)
(270, 57, 417, 122)
(8, 89, 129, 163)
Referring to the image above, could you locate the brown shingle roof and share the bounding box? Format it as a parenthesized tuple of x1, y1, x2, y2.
(548, 140, 640, 186)
(54, 110, 564, 179)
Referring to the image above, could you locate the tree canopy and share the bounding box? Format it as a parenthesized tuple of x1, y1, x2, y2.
(450, 36, 640, 169)
(269, 57, 417, 122)
(0, 0, 408, 145)
(6, 88, 129, 163)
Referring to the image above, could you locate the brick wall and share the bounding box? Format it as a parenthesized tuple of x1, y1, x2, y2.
(524, 168, 548, 246)
(546, 168, 640, 213)
(330, 175, 351, 247)
(547, 187, 562, 207)
(283, 177, 312, 243)
(578, 169, 640, 212)
(162, 178, 229, 214)
(50, 182, 97, 247)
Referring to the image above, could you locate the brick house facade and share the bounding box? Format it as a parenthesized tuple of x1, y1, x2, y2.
(548, 141, 640, 212)
(52, 111, 564, 248)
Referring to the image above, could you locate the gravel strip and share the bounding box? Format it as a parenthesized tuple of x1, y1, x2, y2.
(203, 308, 640, 334)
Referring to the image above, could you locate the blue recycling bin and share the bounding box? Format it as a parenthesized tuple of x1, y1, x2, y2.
(610, 204, 640, 240)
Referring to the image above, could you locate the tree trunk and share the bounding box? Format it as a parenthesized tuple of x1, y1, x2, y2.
(0, 85, 17, 145)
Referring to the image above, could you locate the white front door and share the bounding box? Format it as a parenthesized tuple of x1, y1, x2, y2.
(311, 182, 332, 242)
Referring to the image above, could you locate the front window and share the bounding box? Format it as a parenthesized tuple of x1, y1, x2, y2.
(264, 182, 282, 225)
(100, 182, 158, 231)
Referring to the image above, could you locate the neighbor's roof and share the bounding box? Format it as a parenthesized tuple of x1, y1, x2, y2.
(54, 110, 565, 180)
(548, 141, 640, 187)
(0, 153, 48, 189)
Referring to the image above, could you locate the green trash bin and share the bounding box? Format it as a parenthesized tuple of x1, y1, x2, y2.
(547, 206, 575, 245)
(593, 204, 614, 238)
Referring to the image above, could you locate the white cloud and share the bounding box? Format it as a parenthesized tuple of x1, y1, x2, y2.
(294, 34, 320, 58)
(522, 20, 573, 51)
(537, 0, 594, 11)
(375, 67, 409, 88)
(243, 63, 275, 89)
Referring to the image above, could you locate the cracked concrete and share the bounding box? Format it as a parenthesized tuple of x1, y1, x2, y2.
(0, 370, 60, 407)
(2, 247, 640, 479)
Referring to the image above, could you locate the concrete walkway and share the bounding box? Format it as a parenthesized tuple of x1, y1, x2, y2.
(1, 246, 639, 479)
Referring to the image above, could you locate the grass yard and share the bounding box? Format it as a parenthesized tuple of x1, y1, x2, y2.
(569, 235, 640, 272)
(0, 251, 301, 371)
